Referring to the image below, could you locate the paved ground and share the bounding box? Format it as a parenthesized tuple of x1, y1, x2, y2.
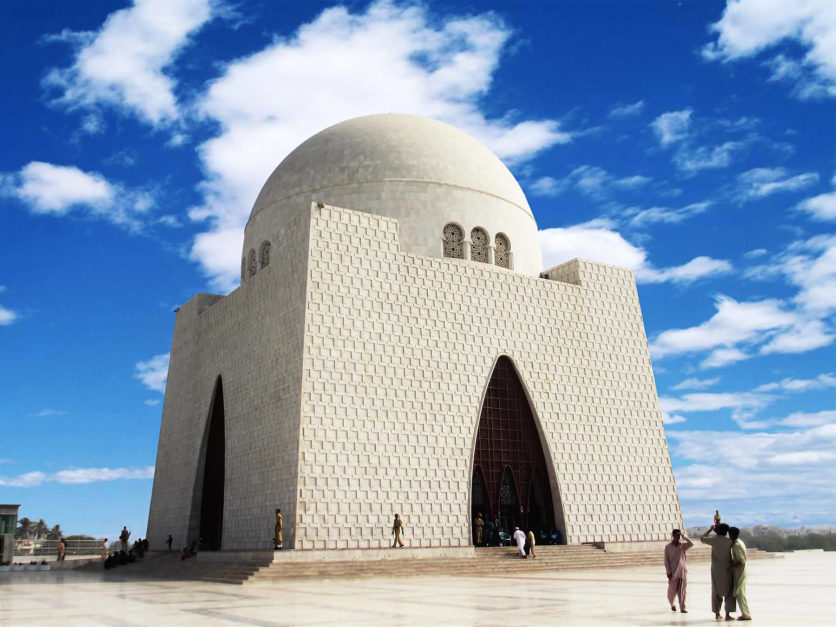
(1, 550, 832, 625)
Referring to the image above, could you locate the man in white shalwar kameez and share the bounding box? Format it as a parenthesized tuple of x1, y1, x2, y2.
(665, 529, 693, 613)
(512, 527, 526, 558)
(700, 523, 736, 620)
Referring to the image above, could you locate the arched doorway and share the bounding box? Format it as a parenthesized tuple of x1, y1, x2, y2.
(197, 377, 225, 550)
(471, 357, 556, 544)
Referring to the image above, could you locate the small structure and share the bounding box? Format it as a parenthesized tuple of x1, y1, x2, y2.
(0, 504, 20, 563)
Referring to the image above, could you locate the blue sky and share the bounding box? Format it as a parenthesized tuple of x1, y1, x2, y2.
(1, 0, 834, 539)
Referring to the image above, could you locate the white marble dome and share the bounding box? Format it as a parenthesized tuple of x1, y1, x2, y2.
(243, 114, 542, 277)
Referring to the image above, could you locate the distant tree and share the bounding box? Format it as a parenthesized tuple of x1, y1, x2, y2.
(15, 517, 33, 539)
(65, 535, 95, 540)
(34, 519, 49, 540)
(47, 524, 63, 540)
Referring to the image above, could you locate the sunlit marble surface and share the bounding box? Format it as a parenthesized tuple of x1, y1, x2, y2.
(1, 550, 832, 625)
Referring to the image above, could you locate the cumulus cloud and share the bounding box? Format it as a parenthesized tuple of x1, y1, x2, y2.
(650, 296, 796, 361)
(135, 352, 169, 393)
(189, 1, 570, 291)
(670, 423, 836, 525)
(651, 109, 692, 145)
(0, 466, 154, 487)
(539, 223, 732, 285)
(0, 305, 17, 326)
(608, 100, 645, 118)
(44, 0, 214, 125)
(628, 202, 710, 226)
(528, 165, 651, 200)
(1, 161, 153, 231)
(797, 177, 836, 221)
(755, 372, 836, 393)
(673, 140, 744, 173)
(703, 0, 836, 100)
(733, 167, 819, 201)
(34, 409, 67, 417)
(671, 377, 721, 391)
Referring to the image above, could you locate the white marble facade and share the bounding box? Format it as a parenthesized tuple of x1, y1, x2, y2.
(147, 115, 682, 551)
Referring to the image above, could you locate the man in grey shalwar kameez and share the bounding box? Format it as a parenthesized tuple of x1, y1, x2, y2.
(700, 523, 736, 620)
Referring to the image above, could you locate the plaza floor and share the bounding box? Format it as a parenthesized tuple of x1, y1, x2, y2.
(1, 550, 833, 626)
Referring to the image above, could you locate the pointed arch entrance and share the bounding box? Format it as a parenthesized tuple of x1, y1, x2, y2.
(195, 376, 225, 550)
(471, 357, 556, 543)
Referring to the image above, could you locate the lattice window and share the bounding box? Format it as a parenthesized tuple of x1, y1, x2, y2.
(247, 249, 257, 278)
(442, 223, 464, 259)
(260, 241, 272, 269)
(471, 227, 489, 263)
(495, 233, 510, 268)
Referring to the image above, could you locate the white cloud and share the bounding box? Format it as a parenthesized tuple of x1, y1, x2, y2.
(669, 424, 836, 512)
(639, 256, 732, 284)
(629, 202, 710, 226)
(608, 100, 645, 118)
(703, 0, 836, 100)
(650, 296, 796, 361)
(34, 409, 67, 417)
(662, 413, 687, 425)
(744, 248, 768, 258)
(2, 161, 153, 231)
(700, 347, 749, 369)
(6, 162, 113, 213)
(779, 409, 836, 427)
(660, 391, 770, 415)
(189, 1, 570, 291)
(0, 305, 17, 326)
(44, 0, 213, 125)
(651, 109, 692, 145)
(671, 377, 721, 391)
(734, 167, 818, 200)
(539, 224, 731, 285)
(755, 373, 836, 393)
(798, 191, 836, 221)
(145, 399, 161, 407)
(760, 318, 833, 354)
(0, 466, 154, 487)
(673, 140, 743, 173)
(135, 352, 169, 393)
(528, 165, 650, 199)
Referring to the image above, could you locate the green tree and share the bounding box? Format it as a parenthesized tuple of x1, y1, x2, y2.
(15, 517, 33, 539)
(47, 524, 63, 540)
(34, 519, 49, 540)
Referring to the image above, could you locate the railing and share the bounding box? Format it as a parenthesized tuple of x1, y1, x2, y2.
(14, 539, 105, 557)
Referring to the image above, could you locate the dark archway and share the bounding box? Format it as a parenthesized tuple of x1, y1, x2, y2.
(198, 377, 225, 550)
(472, 357, 555, 540)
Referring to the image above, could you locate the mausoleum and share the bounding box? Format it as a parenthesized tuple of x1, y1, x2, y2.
(147, 114, 682, 551)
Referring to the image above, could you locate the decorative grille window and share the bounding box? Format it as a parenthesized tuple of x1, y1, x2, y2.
(247, 249, 257, 278)
(442, 223, 464, 259)
(260, 241, 272, 268)
(471, 227, 489, 263)
(495, 233, 510, 268)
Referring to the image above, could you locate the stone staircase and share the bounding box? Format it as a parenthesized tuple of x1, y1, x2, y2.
(81, 544, 775, 585)
(246, 544, 774, 585)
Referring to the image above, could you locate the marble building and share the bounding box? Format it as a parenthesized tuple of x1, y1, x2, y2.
(146, 114, 682, 551)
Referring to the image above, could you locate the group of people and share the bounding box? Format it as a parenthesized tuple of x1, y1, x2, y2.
(664, 519, 752, 620)
(472, 512, 562, 548)
(101, 527, 150, 570)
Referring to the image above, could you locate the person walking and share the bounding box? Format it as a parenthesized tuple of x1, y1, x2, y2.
(728, 527, 752, 621)
(57, 538, 66, 561)
(101, 538, 108, 559)
(700, 523, 736, 620)
(526, 529, 536, 558)
(665, 529, 694, 613)
(391, 514, 405, 547)
(166, 534, 173, 551)
(513, 527, 526, 558)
